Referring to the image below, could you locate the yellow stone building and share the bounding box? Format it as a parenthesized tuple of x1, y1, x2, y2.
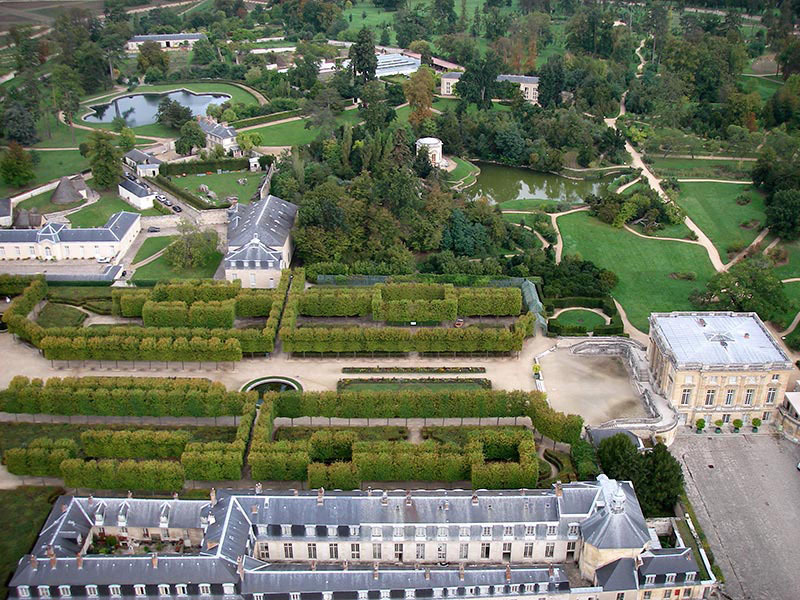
(648, 312, 793, 428)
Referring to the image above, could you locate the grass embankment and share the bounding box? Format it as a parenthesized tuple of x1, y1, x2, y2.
(0, 487, 62, 600)
(67, 192, 162, 227)
(559, 211, 716, 332)
(552, 309, 607, 329)
(36, 302, 87, 328)
(131, 251, 223, 283)
(172, 171, 261, 205)
(0, 150, 87, 198)
(647, 157, 754, 180)
(132, 236, 177, 264)
(675, 182, 766, 257)
(274, 426, 408, 442)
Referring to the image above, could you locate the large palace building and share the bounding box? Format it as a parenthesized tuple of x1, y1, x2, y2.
(8, 477, 713, 600)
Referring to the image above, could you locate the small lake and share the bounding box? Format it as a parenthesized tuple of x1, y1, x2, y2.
(84, 90, 231, 127)
(466, 163, 613, 208)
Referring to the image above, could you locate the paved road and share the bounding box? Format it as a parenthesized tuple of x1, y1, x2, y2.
(672, 434, 800, 600)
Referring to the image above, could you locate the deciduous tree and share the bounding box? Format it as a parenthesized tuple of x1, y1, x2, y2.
(403, 66, 435, 128)
(0, 142, 36, 187)
(87, 130, 122, 189)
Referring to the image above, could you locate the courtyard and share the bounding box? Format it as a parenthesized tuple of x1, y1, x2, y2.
(672, 434, 800, 600)
(538, 348, 646, 425)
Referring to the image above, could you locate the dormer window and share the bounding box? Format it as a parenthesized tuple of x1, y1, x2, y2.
(109, 586, 121, 597)
(546, 525, 557, 537)
(176, 585, 187, 596)
(459, 526, 470, 538)
(481, 526, 492, 538)
(158, 585, 170, 596)
(134, 585, 146, 596)
(372, 527, 383, 540)
(502, 526, 513, 537)
(327, 526, 337, 537)
(305, 525, 316, 537)
(323, 593, 332, 600)
(198, 585, 211, 596)
(223, 584, 235, 595)
(86, 588, 98, 599)
(393, 526, 404, 539)
(524, 525, 535, 537)
(359, 593, 368, 600)
(665, 574, 676, 584)
(290, 594, 300, 600)
(38, 587, 51, 598)
(405, 591, 415, 598)
(645, 574, 656, 585)
(567, 524, 579, 537)
(58, 587, 70, 598)
(350, 526, 360, 537)
(281, 525, 292, 537)
(415, 526, 426, 539)
(686, 572, 696, 582)
(381, 592, 390, 600)
(437, 526, 448, 539)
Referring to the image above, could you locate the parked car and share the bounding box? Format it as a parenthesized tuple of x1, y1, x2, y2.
(147, 226, 161, 233)
(164, 200, 172, 207)
(125, 172, 136, 181)
(156, 194, 166, 201)
(96, 256, 111, 263)
(172, 205, 182, 212)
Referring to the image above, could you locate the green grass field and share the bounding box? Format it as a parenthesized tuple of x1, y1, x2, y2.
(738, 74, 782, 101)
(132, 236, 177, 264)
(174, 171, 262, 205)
(67, 192, 161, 227)
(0, 150, 88, 198)
(131, 251, 223, 283)
(631, 220, 694, 240)
(15, 188, 85, 215)
(647, 157, 754, 180)
(36, 302, 87, 328)
(774, 239, 800, 280)
(446, 157, 479, 183)
(249, 109, 362, 146)
(559, 211, 716, 332)
(675, 182, 766, 257)
(0, 487, 62, 600)
(773, 280, 800, 330)
(552, 308, 607, 329)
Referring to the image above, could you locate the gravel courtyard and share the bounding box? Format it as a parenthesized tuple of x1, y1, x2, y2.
(672, 434, 800, 600)
(538, 350, 646, 425)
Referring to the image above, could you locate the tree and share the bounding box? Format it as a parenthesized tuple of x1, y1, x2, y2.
(394, 7, 430, 49)
(636, 444, 684, 516)
(156, 98, 193, 130)
(289, 54, 320, 91)
(537, 54, 564, 108)
(778, 39, 800, 81)
(87, 130, 122, 189)
(359, 80, 394, 133)
(597, 434, 642, 482)
(694, 258, 789, 322)
(305, 84, 345, 136)
(237, 131, 262, 153)
(3, 100, 39, 146)
(175, 120, 207, 155)
(51, 64, 84, 146)
(431, 0, 457, 34)
(456, 51, 502, 110)
(766, 189, 800, 240)
(165, 220, 219, 270)
(118, 127, 136, 152)
(192, 38, 216, 65)
(0, 142, 36, 187)
(403, 66, 435, 128)
(137, 40, 169, 74)
(349, 27, 377, 86)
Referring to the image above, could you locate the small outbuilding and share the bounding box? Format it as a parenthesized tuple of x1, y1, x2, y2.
(124, 149, 163, 178)
(118, 178, 156, 210)
(415, 137, 446, 168)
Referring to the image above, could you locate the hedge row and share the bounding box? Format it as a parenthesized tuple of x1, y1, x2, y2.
(235, 291, 273, 317)
(0, 274, 41, 296)
(159, 158, 250, 176)
(456, 288, 522, 317)
(80, 430, 191, 459)
(341, 367, 487, 374)
(297, 288, 373, 317)
(261, 270, 291, 353)
(40, 334, 243, 362)
(2, 277, 47, 343)
(60, 459, 185, 491)
(7, 375, 224, 392)
(545, 296, 624, 337)
(336, 378, 492, 391)
(151, 280, 241, 304)
(142, 301, 189, 327)
(4, 438, 79, 477)
(229, 108, 302, 128)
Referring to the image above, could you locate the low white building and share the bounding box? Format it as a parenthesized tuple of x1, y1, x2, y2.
(118, 179, 156, 211)
(197, 117, 241, 157)
(224, 195, 297, 289)
(415, 137, 446, 168)
(441, 72, 540, 104)
(123, 149, 162, 178)
(127, 33, 206, 51)
(0, 212, 140, 262)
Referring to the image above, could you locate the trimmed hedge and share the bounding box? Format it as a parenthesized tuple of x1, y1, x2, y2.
(60, 458, 185, 491)
(80, 430, 191, 459)
(2, 277, 47, 344)
(181, 448, 243, 480)
(229, 109, 302, 128)
(456, 287, 522, 316)
(298, 288, 373, 317)
(149, 175, 222, 210)
(336, 377, 492, 391)
(189, 300, 236, 328)
(308, 430, 357, 463)
(40, 333, 243, 362)
(373, 283, 457, 322)
(341, 366, 487, 374)
(142, 301, 188, 327)
(113, 290, 150, 317)
(0, 274, 41, 296)
(235, 291, 273, 317)
(152, 280, 241, 303)
(159, 158, 250, 176)
(545, 296, 625, 336)
(307, 461, 361, 489)
(4, 438, 79, 477)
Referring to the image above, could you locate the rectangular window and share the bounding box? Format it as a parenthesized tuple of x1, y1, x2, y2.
(481, 526, 492, 538)
(176, 585, 187, 596)
(437, 526, 448, 538)
(29, 246, 35, 256)
(86, 587, 98, 598)
(350, 526, 360, 537)
(259, 545, 269, 560)
(745, 389, 754, 405)
(437, 544, 446, 560)
(15, 247, 20, 256)
(254, 595, 264, 600)
(58, 587, 71, 598)
(616, 594, 625, 600)
(307, 543, 317, 559)
(523, 543, 534, 558)
(372, 527, 383, 540)
(644, 593, 652, 600)
(683, 590, 692, 598)
(198, 585, 211, 596)
(158, 585, 170, 596)
(546, 525, 557, 537)
(524, 525, 535, 537)
(38, 588, 51, 599)
(767, 388, 777, 404)
(459, 543, 468, 560)
(351, 543, 360, 560)
(763, 411, 771, 421)
(723, 413, 731, 423)
(567, 524, 579, 537)
(502, 525, 513, 537)
(663, 592, 671, 600)
(249, 272, 256, 287)
(416, 543, 425, 559)
(110, 586, 122, 598)
(684, 375, 694, 384)
(707, 376, 718, 385)
(459, 526, 470, 538)
(394, 543, 404, 561)
(415, 526, 425, 539)
(686, 573, 696, 583)
(728, 376, 737, 384)
(645, 575, 656, 585)
(372, 543, 382, 560)
(666, 574, 676, 584)
(567, 541, 576, 551)
(725, 389, 735, 405)
(393, 526, 404, 539)
(681, 389, 691, 405)
(134, 586, 146, 597)
(329, 543, 339, 559)
(772, 374, 780, 381)
(291, 594, 300, 600)
(704, 390, 716, 406)
(281, 525, 291, 537)
(545, 543, 554, 558)
(480, 543, 490, 559)
(305, 525, 315, 537)
(283, 543, 294, 559)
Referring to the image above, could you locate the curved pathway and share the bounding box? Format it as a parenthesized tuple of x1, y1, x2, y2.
(507, 221, 550, 249)
(550, 206, 590, 263)
(550, 307, 611, 324)
(612, 299, 649, 346)
(666, 154, 757, 162)
(676, 178, 753, 184)
(779, 311, 800, 337)
(621, 223, 701, 246)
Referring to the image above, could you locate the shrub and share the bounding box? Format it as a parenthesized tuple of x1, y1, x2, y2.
(60, 458, 185, 490)
(695, 418, 705, 431)
(570, 439, 600, 480)
(181, 449, 243, 480)
(142, 301, 188, 327)
(307, 462, 361, 489)
(751, 417, 762, 428)
(81, 430, 191, 459)
(308, 430, 357, 463)
(188, 300, 236, 328)
(159, 158, 250, 176)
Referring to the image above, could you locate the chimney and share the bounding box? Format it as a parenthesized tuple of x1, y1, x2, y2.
(424, 568, 431, 581)
(47, 547, 56, 569)
(405, 491, 412, 506)
(555, 481, 562, 498)
(744, 333, 750, 339)
(87, 495, 94, 506)
(76, 554, 83, 570)
(698, 318, 706, 327)
(444, 500, 450, 511)
(210, 488, 217, 506)
(237, 555, 244, 580)
(293, 489, 299, 496)
(471, 493, 478, 505)
(505, 565, 511, 582)
(251, 504, 258, 515)
(255, 482, 263, 494)
(373, 563, 379, 580)
(173, 492, 179, 501)
(61, 503, 67, 513)
(548, 565, 554, 578)
(29, 555, 38, 570)
(343, 561, 349, 571)
(127, 490, 133, 498)
(151, 553, 158, 569)
(311, 560, 317, 572)
(317, 488, 325, 505)
(458, 564, 464, 581)
(367, 486, 373, 497)
(381, 491, 388, 506)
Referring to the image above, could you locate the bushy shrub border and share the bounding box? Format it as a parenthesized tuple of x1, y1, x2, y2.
(81, 430, 191, 459)
(0, 274, 41, 296)
(60, 458, 185, 491)
(336, 377, 492, 391)
(229, 109, 303, 128)
(149, 175, 225, 210)
(159, 158, 250, 176)
(4, 438, 79, 477)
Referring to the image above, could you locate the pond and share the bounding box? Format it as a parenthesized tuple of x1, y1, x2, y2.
(84, 90, 231, 127)
(466, 163, 614, 210)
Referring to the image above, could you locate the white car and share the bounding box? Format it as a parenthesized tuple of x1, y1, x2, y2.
(97, 256, 111, 264)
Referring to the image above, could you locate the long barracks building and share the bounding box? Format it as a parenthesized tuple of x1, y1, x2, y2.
(8, 477, 714, 600)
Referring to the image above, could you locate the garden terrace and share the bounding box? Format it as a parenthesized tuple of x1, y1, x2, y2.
(545, 296, 624, 336)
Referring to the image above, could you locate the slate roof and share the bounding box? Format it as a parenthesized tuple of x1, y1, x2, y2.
(125, 149, 162, 166)
(119, 178, 153, 198)
(223, 238, 283, 269)
(0, 212, 139, 244)
(639, 548, 699, 576)
(50, 177, 84, 205)
(650, 312, 790, 368)
(496, 74, 539, 84)
(198, 119, 237, 140)
(580, 475, 650, 550)
(227, 195, 297, 250)
(441, 71, 463, 80)
(595, 557, 638, 592)
(130, 33, 206, 42)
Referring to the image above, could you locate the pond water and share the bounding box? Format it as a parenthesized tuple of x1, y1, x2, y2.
(84, 90, 231, 127)
(466, 163, 613, 208)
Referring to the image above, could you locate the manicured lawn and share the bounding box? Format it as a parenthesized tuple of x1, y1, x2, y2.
(0, 487, 62, 600)
(15, 188, 85, 215)
(36, 302, 87, 328)
(559, 211, 716, 332)
(172, 171, 261, 205)
(500, 198, 557, 211)
(675, 182, 766, 257)
(773, 281, 800, 330)
(274, 426, 408, 442)
(774, 239, 800, 280)
(0, 150, 88, 198)
(250, 110, 361, 146)
(553, 309, 607, 329)
(630, 220, 694, 240)
(132, 236, 177, 264)
(738, 74, 782, 101)
(338, 380, 489, 392)
(647, 157, 754, 180)
(67, 192, 161, 227)
(433, 97, 461, 112)
(131, 251, 223, 283)
(446, 157, 479, 183)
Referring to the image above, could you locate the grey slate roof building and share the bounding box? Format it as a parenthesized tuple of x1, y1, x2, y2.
(198, 119, 237, 141)
(8, 478, 712, 599)
(0, 197, 11, 226)
(124, 149, 163, 167)
(496, 74, 540, 84)
(119, 178, 153, 199)
(0, 212, 139, 244)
